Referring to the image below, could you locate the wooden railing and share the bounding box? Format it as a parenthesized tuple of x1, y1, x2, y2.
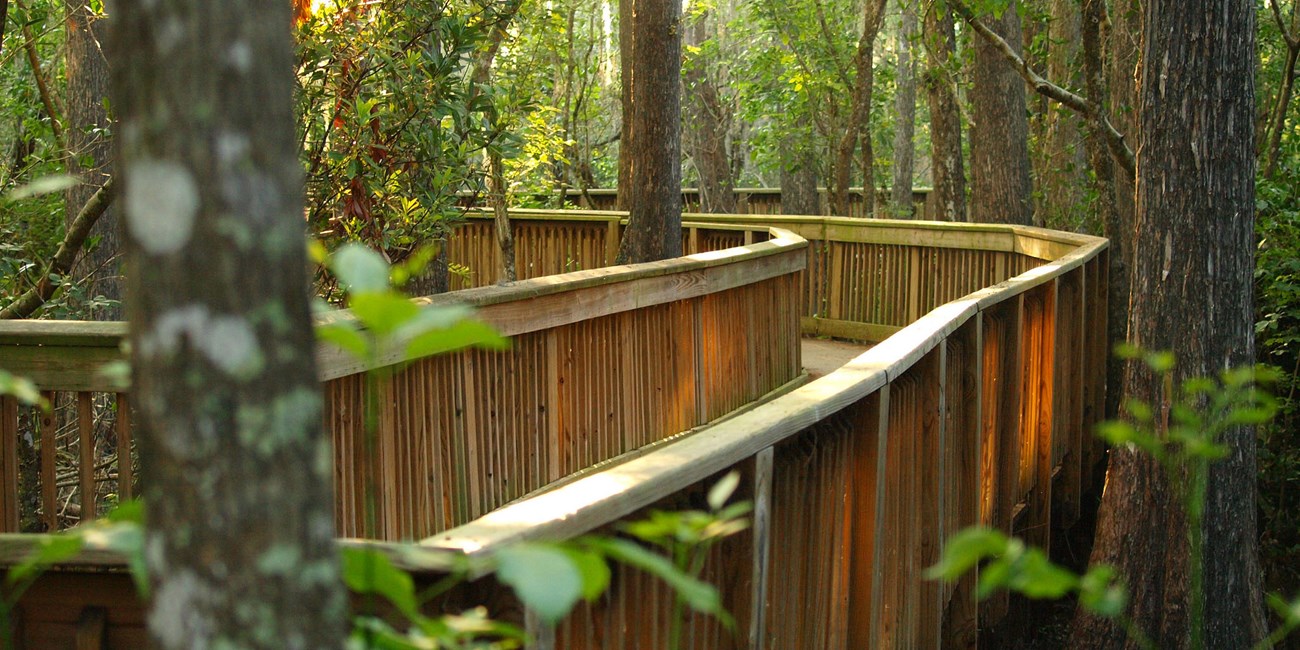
(0, 216, 807, 541)
(412, 214, 1108, 648)
(0, 211, 1107, 649)
(461, 186, 937, 220)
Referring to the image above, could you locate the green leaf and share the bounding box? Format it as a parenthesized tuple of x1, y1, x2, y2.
(1008, 548, 1079, 599)
(81, 520, 148, 596)
(6, 535, 84, 586)
(404, 319, 509, 359)
(341, 547, 419, 618)
(589, 538, 731, 626)
(332, 244, 391, 294)
(6, 174, 80, 201)
(494, 543, 584, 625)
(317, 322, 372, 360)
(927, 527, 1009, 582)
(707, 471, 741, 511)
(0, 370, 44, 407)
(562, 547, 611, 602)
(349, 292, 421, 336)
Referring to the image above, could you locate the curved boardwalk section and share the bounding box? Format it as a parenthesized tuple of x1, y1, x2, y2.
(0, 210, 1107, 649)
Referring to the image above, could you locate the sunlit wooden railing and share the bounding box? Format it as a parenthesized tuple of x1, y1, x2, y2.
(414, 214, 1108, 648)
(0, 215, 807, 541)
(0, 210, 1107, 650)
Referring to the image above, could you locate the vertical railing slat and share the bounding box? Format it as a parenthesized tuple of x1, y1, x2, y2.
(115, 393, 133, 502)
(78, 392, 96, 523)
(41, 391, 57, 531)
(1, 396, 19, 532)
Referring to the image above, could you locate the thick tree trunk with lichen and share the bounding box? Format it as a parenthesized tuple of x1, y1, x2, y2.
(1069, 1, 1264, 647)
(923, 2, 965, 222)
(65, 0, 120, 319)
(969, 2, 1032, 224)
(110, 1, 347, 648)
(616, 0, 682, 263)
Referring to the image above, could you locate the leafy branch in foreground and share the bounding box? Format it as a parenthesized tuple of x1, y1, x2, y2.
(929, 347, 1297, 650)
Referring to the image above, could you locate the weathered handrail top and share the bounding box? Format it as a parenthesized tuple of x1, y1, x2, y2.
(0, 224, 809, 386)
(413, 221, 1107, 564)
(0, 212, 1107, 580)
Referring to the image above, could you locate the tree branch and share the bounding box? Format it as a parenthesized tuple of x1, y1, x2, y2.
(950, 0, 1135, 174)
(0, 177, 116, 319)
(13, 0, 64, 152)
(1271, 0, 1299, 49)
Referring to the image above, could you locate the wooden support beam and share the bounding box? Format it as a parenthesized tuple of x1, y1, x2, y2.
(749, 446, 774, 648)
(78, 392, 96, 523)
(41, 392, 56, 531)
(1, 396, 18, 532)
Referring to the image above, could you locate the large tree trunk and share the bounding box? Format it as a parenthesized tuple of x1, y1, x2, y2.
(1070, 1, 1263, 647)
(615, 0, 682, 263)
(1033, 0, 1090, 231)
(830, 0, 888, 217)
(65, 0, 120, 319)
(923, 1, 966, 222)
(111, 1, 347, 647)
(969, 1, 1032, 224)
(684, 10, 737, 214)
(890, 0, 917, 218)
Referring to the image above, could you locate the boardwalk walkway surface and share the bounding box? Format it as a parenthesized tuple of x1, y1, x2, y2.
(801, 337, 874, 379)
(0, 209, 1110, 649)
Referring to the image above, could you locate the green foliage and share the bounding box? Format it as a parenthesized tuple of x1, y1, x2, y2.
(930, 350, 1292, 650)
(295, 1, 500, 267)
(1256, 171, 1300, 600)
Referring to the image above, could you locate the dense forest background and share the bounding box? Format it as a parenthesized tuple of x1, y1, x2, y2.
(0, 0, 1298, 645)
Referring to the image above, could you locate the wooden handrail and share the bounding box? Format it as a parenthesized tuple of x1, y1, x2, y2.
(0, 210, 1108, 649)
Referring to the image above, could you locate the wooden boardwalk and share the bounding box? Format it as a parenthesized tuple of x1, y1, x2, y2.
(0, 210, 1109, 649)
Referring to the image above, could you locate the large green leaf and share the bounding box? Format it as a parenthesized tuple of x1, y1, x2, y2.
(494, 543, 583, 625)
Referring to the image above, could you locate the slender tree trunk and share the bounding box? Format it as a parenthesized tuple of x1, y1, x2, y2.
(111, 1, 347, 647)
(616, 0, 682, 263)
(684, 10, 737, 214)
(65, 0, 120, 319)
(969, 1, 1033, 224)
(891, 0, 917, 218)
(1070, 1, 1263, 647)
(780, 115, 820, 216)
(923, 1, 966, 222)
(1033, 0, 1090, 231)
(831, 0, 888, 217)
(616, 0, 634, 212)
(1264, 0, 1300, 179)
(1080, 0, 1128, 430)
(470, 0, 522, 282)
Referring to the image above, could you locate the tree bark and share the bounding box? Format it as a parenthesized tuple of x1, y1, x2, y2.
(1070, 1, 1264, 647)
(616, 0, 635, 213)
(969, 1, 1033, 225)
(1080, 0, 1128, 427)
(1033, 0, 1090, 231)
(830, 0, 888, 217)
(780, 115, 821, 216)
(616, 0, 682, 263)
(1264, 0, 1300, 179)
(110, 1, 348, 647)
(923, 1, 966, 222)
(684, 10, 737, 214)
(65, 0, 121, 319)
(890, 0, 917, 218)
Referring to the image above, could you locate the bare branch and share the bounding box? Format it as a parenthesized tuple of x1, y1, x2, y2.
(0, 177, 116, 319)
(949, 0, 1135, 174)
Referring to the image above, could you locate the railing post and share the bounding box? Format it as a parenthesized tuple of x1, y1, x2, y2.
(116, 394, 133, 501)
(41, 392, 57, 531)
(1, 396, 18, 532)
(749, 446, 774, 649)
(78, 392, 96, 523)
(847, 386, 889, 648)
